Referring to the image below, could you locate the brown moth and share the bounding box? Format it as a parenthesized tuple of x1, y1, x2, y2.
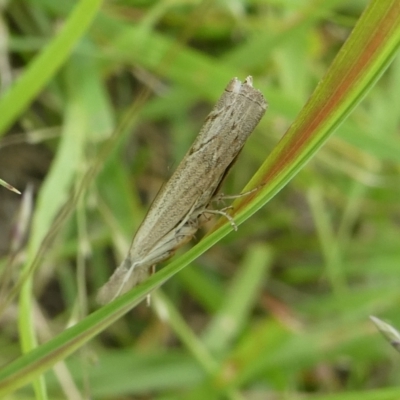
(97, 76, 267, 304)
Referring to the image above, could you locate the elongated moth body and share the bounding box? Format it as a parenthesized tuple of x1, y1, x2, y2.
(97, 76, 267, 304)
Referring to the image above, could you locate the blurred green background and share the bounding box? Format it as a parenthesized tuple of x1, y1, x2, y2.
(1, 0, 400, 399)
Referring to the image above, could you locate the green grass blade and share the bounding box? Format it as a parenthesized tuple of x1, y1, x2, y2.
(230, 0, 400, 221)
(1, 1, 399, 396)
(0, 178, 21, 194)
(0, 0, 103, 136)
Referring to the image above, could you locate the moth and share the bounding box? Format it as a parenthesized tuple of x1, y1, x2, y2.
(97, 76, 267, 304)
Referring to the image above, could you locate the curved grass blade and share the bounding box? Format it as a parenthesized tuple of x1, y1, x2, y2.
(370, 316, 400, 353)
(0, 0, 103, 137)
(0, 178, 21, 194)
(0, 0, 399, 396)
(214, 0, 400, 232)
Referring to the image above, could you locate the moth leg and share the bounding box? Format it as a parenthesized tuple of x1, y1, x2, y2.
(212, 186, 259, 204)
(146, 265, 156, 306)
(97, 257, 155, 304)
(202, 207, 238, 231)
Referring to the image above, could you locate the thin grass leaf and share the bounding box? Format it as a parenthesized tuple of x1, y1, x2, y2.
(370, 315, 400, 353)
(0, 0, 103, 136)
(0, 178, 21, 194)
(0, 0, 399, 396)
(225, 0, 400, 224)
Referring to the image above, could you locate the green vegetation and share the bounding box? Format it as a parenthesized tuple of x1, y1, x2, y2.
(0, 0, 400, 399)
